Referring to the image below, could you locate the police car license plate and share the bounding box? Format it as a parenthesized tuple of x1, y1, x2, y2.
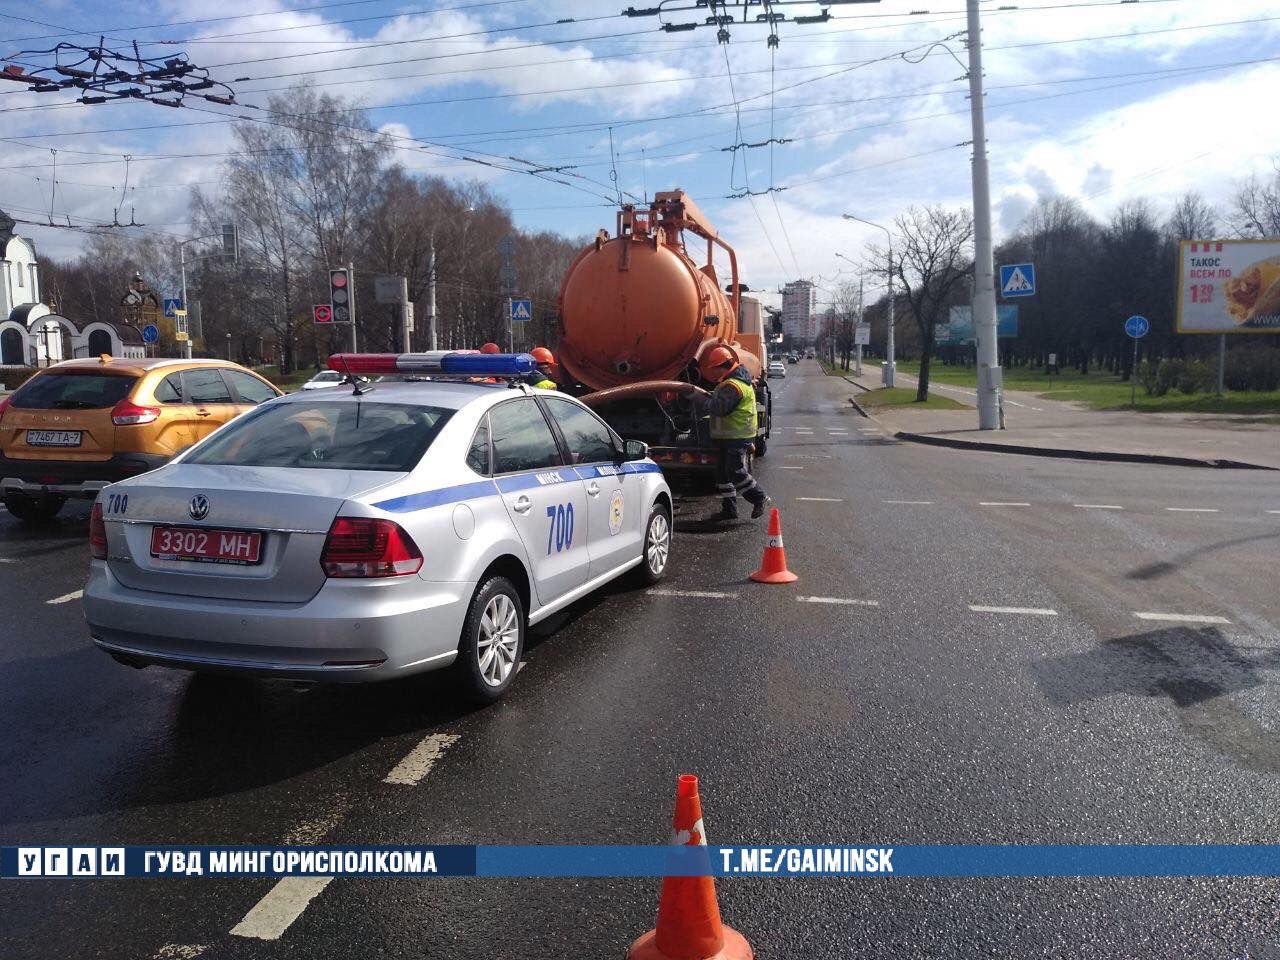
(26, 430, 82, 447)
(150, 526, 262, 565)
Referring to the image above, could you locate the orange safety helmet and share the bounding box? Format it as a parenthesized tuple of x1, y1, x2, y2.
(479, 342, 501, 354)
(698, 345, 737, 383)
(530, 346, 556, 366)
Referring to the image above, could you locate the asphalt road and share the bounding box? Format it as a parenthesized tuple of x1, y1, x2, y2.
(2, 362, 1280, 959)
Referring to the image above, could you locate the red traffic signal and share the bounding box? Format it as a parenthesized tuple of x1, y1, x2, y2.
(329, 267, 353, 322)
(313, 304, 332, 323)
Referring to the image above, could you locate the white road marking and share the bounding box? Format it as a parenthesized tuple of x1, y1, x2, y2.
(47, 589, 83, 605)
(1268, 510, 1280, 515)
(969, 605, 1058, 616)
(797, 596, 879, 607)
(282, 800, 352, 846)
(153, 946, 208, 960)
(795, 497, 844, 502)
(1134, 612, 1231, 625)
(1074, 504, 1123, 510)
(979, 502, 1030, 507)
(859, 428, 879, 433)
(649, 588, 736, 599)
(780, 466, 805, 470)
(384, 732, 460, 786)
(1165, 507, 1219, 513)
(0, 557, 14, 564)
(231, 877, 333, 941)
(828, 430, 848, 434)
(883, 499, 934, 505)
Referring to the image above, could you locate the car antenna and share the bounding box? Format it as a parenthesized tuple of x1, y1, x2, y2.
(339, 355, 366, 396)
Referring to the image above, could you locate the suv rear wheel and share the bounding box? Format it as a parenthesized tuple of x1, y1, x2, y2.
(4, 492, 66, 524)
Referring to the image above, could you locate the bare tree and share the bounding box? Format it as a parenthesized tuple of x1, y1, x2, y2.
(1166, 191, 1218, 242)
(1231, 163, 1280, 238)
(881, 206, 974, 401)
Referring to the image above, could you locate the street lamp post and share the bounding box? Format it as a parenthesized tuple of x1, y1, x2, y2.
(225, 332, 231, 361)
(842, 213, 895, 387)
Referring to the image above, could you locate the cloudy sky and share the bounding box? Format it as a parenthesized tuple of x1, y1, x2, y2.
(4, 0, 1279, 309)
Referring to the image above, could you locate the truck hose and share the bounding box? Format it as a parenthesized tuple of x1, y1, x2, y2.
(578, 380, 709, 409)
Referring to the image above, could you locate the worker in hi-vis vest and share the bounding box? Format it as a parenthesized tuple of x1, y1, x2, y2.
(698, 345, 769, 521)
(528, 346, 559, 390)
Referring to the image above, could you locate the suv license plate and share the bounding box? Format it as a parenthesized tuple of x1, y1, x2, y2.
(26, 430, 82, 447)
(150, 526, 262, 565)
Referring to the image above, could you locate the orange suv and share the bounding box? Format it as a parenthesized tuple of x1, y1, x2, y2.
(0, 357, 281, 523)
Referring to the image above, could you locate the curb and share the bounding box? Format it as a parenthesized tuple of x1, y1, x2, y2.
(892, 431, 1279, 471)
(848, 396, 870, 419)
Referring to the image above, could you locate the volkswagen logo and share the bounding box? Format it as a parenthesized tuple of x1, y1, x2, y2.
(188, 494, 210, 521)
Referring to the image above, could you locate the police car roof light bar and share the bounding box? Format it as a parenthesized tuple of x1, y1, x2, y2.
(328, 352, 537, 377)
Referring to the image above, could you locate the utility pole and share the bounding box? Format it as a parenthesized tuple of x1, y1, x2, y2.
(966, 0, 1002, 430)
(348, 261, 357, 353)
(400, 275, 412, 353)
(855, 273, 864, 378)
(842, 213, 895, 387)
(427, 233, 438, 351)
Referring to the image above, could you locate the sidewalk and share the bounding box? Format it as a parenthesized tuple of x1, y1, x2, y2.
(845, 364, 1280, 471)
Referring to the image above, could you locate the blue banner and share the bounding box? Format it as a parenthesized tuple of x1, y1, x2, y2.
(7, 845, 1280, 879)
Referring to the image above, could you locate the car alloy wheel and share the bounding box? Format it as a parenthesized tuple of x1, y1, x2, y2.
(646, 510, 670, 577)
(477, 593, 519, 687)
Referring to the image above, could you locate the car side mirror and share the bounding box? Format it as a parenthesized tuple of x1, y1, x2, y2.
(622, 439, 648, 461)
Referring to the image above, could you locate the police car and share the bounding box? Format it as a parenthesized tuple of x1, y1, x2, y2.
(83, 352, 674, 703)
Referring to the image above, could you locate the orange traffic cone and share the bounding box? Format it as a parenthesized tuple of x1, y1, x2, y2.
(627, 775, 753, 960)
(749, 508, 797, 584)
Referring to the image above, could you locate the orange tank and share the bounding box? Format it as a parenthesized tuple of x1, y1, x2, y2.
(557, 190, 761, 391)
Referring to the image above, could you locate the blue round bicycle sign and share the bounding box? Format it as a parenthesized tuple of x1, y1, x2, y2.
(142, 324, 159, 344)
(1124, 315, 1149, 339)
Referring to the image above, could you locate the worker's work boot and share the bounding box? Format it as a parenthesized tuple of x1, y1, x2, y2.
(711, 499, 739, 522)
(749, 494, 771, 519)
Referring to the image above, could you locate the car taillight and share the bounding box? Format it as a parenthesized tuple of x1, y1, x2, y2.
(0, 393, 12, 418)
(111, 398, 160, 425)
(321, 517, 422, 578)
(89, 502, 108, 559)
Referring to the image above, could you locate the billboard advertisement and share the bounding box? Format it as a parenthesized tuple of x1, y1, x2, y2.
(1178, 240, 1280, 334)
(940, 305, 1018, 346)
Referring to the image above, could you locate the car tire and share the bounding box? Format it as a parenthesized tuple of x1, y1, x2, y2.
(754, 435, 767, 458)
(635, 501, 672, 586)
(4, 492, 66, 524)
(453, 576, 525, 705)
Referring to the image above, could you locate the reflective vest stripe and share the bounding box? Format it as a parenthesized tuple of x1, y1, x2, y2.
(711, 378, 757, 440)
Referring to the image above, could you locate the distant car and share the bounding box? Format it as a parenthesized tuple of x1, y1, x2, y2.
(0, 357, 281, 523)
(805, 350, 815, 358)
(301, 370, 344, 390)
(787, 355, 798, 364)
(84, 367, 674, 703)
(768, 361, 787, 378)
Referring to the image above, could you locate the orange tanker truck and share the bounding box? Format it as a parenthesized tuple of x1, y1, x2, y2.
(557, 190, 772, 482)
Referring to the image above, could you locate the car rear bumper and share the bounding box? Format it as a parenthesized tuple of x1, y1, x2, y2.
(1, 451, 168, 498)
(84, 563, 470, 682)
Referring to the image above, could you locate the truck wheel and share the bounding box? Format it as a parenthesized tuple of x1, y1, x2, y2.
(4, 493, 65, 525)
(754, 435, 767, 458)
(453, 576, 525, 705)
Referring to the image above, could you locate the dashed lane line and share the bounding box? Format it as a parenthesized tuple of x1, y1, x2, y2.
(230, 877, 333, 941)
(797, 596, 879, 607)
(1165, 507, 1219, 513)
(780, 466, 805, 470)
(794, 497, 844, 502)
(282, 800, 353, 846)
(1269, 510, 1280, 515)
(1134, 612, 1232, 625)
(979, 502, 1030, 507)
(648, 588, 736, 599)
(1074, 504, 1123, 510)
(153, 946, 208, 959)
(969, 605, 1058, 616)
(883, 499, 934, 505)
(47, 589, 83, 605)
(384, 732, 460, 786)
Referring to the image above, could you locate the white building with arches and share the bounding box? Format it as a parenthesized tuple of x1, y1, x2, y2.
(0, 211, 146, 367)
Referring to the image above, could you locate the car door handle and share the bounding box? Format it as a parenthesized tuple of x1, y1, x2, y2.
(512, 495, 532, 514)
(586, 482, 601, 497)
(196, 408, 211, 417)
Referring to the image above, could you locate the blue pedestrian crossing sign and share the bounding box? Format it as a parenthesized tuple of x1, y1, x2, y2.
(510, 299, 532, 323)
(1125, 315, 1150, 339)
(141, 324, 159, 344)
(999, 263, 1036, 298)
(163, 298, 184, 317)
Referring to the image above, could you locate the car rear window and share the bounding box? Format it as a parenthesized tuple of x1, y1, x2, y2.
(11, 372, 137, 410)
(184, 400, 453, 472)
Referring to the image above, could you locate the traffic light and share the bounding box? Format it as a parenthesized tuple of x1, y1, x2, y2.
(329, 268, 351, 323)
